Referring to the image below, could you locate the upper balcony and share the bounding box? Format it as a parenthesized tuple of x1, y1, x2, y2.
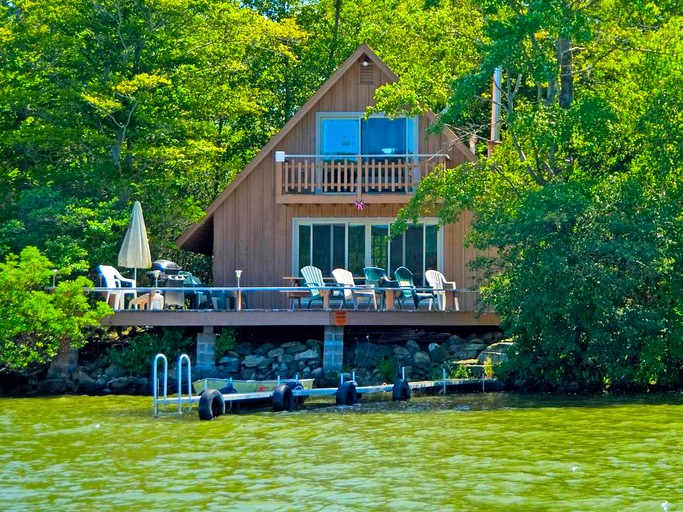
(275, 153, 450, 204)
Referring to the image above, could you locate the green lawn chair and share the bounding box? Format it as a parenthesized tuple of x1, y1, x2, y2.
(300, 265, 326, 308)
(363, 266, 398, 310)
(393, 266, 434, 310)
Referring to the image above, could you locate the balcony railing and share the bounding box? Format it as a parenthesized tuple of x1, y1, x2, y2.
(276, 153, 449, 197)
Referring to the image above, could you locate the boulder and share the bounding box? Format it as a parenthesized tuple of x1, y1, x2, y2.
(413, 351, 431, 371)
(255, 343, 275, 355)
(239, 368, 256, 380)
(405, 340, 421, 353)
(235, 342, 254, 355)
(393, 346, 411, 360)
(447, 335, 466, 347)
(294, 349, 320, 361)
(429, 344, 450, 364)
(218, 357, 240, 373)
(243, 355, 267, 368)
(104, 363, 124, 379)
(267, 348, 285, 358)
(109, 377, 138, 391)
(36, 378, 72, 395)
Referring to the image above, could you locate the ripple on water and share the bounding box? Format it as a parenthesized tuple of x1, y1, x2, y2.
(1, 393, 683, 510)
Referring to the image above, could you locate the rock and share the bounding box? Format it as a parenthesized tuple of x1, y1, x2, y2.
(234, 342, 254, 355)
(393, 346, 410, 359)
(462, 342, 487, 353)
(37, 378, 72, 395)
(305, 339, 322, 350)
(302, 367, 312, 378)
(294, 349, 319, 361)
(243, 355, 267, 368)
(255, 343, 275, 355)
(240, 368, 256, 380)
(285, 344, 306, 355)
(75, 368, 96, 385)
(447, 335, 466, 346)
(429, 344, 450, 363)
(218, 357, 240, 373)
(109, 377, 137, 391)
(413, 351, 431, 371)
(104, 363, 124, 379)
(280, 354, 294, 364)
(267, 348, 285, 358)
(405, 340, 421, 353)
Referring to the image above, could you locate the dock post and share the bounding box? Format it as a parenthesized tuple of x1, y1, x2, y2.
(196, 326, 216, 370)
(322, 325, 344, 374)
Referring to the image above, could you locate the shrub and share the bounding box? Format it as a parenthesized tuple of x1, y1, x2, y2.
(107, 328, 194, 377)
(377, 356, 396, 382)
(215, 328, 237, 362)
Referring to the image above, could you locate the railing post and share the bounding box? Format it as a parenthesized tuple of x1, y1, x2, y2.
(356, 156, 363, 199)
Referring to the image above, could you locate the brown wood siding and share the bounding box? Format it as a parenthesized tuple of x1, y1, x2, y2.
(212, 59, 481, 309)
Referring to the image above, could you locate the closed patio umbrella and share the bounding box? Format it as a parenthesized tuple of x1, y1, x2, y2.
(118, 201, 152, 282)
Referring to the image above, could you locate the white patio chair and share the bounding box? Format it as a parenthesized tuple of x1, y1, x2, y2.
(332, 268, 377, 310)
(97, 264, 137, 310)
(425, 269, 459, 311)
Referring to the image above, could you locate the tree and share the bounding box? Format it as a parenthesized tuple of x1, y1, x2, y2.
(0, 246, 111, 370)
(397, 2, 683, 390)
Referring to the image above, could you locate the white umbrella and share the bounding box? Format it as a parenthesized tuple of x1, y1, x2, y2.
(118, 201, 152, 282)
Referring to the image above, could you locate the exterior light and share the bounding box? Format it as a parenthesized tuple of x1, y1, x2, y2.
(51, 269, 58, 288)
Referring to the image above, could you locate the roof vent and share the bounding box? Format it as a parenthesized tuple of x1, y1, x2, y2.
(360, 58, 374, 84)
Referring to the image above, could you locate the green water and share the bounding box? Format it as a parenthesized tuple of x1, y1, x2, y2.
(1, 393, 682, 511)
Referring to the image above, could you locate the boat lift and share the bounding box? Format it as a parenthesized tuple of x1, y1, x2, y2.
(153, 353, 498, 420)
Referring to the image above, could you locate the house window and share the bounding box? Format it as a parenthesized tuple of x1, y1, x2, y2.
(294, 218, 440, 284)
(318, 113, 416, 159)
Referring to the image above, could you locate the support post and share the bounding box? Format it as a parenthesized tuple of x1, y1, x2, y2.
(196, 326, 216, 370)
(322, 325, 344, 374)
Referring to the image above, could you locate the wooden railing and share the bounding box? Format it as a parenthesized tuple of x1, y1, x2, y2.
(277, 154, 449, 196)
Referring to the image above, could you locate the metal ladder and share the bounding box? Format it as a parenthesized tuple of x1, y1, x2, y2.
(152, 353, 193, 417)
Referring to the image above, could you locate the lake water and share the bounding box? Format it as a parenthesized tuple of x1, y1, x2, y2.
(1, 392, 682, 511)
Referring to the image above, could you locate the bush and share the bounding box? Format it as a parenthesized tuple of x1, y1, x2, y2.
(215, 328, 237, 362)
(0, 246, 111, 370)
(107, 328, 194, 377)
(377, 356, 396, 382)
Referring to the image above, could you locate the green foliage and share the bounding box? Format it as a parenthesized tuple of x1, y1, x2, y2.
(376, 356, 396, 382)
(215, 328, 237, 362)
(450, 364, 473, 380)
(0, 246, 111, 370)
(398, 4, 683, 391)
(107, 328, 194, 378)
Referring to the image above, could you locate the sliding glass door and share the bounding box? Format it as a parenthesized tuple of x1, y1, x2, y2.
(295, 219, 440, 284)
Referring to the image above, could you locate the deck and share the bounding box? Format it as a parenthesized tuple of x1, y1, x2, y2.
(96, 285, 499, 328)
(102, 308, 500, 327)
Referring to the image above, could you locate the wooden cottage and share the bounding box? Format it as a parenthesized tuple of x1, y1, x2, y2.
(177, 44, 480, 310)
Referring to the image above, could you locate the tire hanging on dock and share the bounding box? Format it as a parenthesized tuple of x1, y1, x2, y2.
(335, 381, 358, 406)
(272, 383, 295, 412)
(198, 389, 226, 420)
(392, 378, 411, 401)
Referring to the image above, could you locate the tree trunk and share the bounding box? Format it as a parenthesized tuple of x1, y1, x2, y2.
(556, 36, 573, 109)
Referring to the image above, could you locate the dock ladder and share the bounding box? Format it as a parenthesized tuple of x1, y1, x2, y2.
(152, 353, 194, 417)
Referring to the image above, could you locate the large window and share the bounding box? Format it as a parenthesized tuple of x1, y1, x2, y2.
(318, 113, 416, 159)
(294, 219, 440, 284)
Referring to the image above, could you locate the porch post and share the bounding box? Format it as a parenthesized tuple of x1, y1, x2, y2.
(196, 326, 216, 370)
(322, 325, 344, 374)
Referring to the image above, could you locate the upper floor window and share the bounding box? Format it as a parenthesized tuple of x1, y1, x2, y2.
(318, 113, 417, 159)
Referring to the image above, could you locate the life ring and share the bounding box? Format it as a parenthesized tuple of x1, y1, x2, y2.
(392, 378, 411, 401)
(198, 388, 225, 420)
(272, 383, 295, 412)
(335, 381, 358, 406)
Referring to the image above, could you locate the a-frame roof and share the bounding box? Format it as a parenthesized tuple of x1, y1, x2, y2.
(177, 44, 473, 254)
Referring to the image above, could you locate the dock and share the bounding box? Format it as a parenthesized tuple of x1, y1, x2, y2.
(152, 353, 503, 420)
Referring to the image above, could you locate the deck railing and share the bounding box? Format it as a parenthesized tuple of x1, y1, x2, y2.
(277, 154, 449, 195)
